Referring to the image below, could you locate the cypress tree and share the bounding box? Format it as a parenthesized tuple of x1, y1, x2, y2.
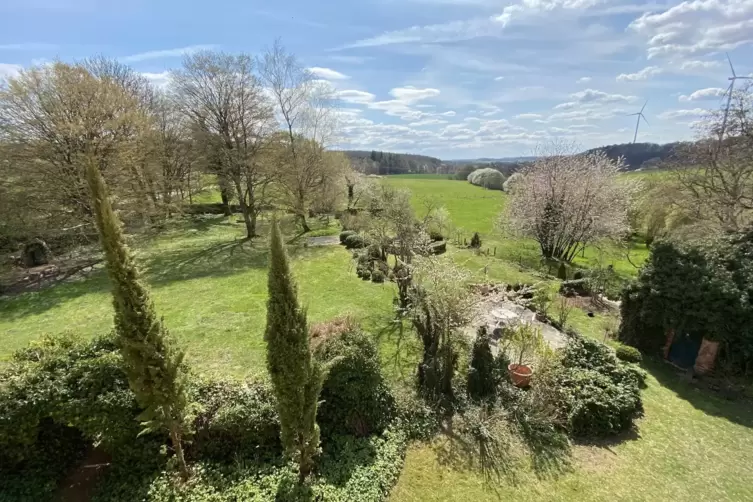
(467, 326, 497, 403)
(264, 218, 323, 483)
(84, 159, 191, 480)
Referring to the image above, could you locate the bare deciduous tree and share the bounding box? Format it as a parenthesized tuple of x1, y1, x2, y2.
(171, 51, 275, 238)
(259, 41, 340, 232)
(672, 83, 753, 233)
(502, 143, 637, 262)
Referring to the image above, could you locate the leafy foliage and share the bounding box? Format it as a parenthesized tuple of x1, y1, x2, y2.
(314, 329, 396, 439)
(550, 332, 644, 437)
(86, 159, 193, 477)
(619, 234, 753, 374)
(615, 345, 643, 363)
(264, 219, 324, 481)
(339, 230, 356, 244)
(344, 233, 368, 249)
(470, 232, 481, 249)
(190, 378, 281, 462)
(467, 168, 505, 190)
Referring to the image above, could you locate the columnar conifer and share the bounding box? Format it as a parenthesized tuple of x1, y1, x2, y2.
(264, 218, 323, 483)
(85, 158, 191, 480)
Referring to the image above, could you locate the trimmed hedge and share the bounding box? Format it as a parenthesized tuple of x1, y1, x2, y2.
(615, 345, 643, 363)
(345, 234, 368, 249)
(467, 168, 505, 190)
(339, 230, 357, 244)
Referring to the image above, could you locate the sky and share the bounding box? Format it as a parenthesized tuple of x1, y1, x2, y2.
(1, 0, 752, 159)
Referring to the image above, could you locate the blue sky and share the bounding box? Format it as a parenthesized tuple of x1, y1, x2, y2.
(1, 0, 752, 159)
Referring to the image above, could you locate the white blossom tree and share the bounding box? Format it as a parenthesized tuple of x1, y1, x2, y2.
(502, 145, 637, 262)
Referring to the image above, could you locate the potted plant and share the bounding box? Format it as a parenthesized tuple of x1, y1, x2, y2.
(506, 322, 544, 388)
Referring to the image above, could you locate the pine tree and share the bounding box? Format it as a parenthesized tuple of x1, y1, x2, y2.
(84, 159, 191, 480)
(264, 218, 323, 483)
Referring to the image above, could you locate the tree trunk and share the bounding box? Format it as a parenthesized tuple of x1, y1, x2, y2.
(170, 427, 190, 482)
(232, 178, 255, 239)
(218, 174, 232, 216)
(299, 213, 311, 233)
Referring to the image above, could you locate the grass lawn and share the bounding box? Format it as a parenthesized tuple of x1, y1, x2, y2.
(383, 177, 649, 281)
(2, 175, 752, 501)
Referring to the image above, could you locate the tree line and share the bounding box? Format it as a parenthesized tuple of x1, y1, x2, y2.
(0, 43, 353, 251)
(345, 150, 443, 175)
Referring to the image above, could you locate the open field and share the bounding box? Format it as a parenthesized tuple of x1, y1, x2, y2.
(2, 175, 753, 501)
(383, 176, 649, 280)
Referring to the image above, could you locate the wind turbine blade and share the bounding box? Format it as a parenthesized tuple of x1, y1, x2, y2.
(640, 100, 648, 113)
(641, 114, 649, 126)
(727, 53, 736, 77)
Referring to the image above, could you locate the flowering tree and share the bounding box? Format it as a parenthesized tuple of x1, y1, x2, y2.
(502, 146, 636, 262)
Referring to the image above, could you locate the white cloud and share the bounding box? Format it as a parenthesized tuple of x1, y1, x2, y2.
(409, 118, 449, 126)
(678, 87, 726, 102)
(440, 110, 456, 116)
(658, 108, 707, 120)
(120, 45, 217, 63)
(307, 67, 350, 80)
(0, 63, 22, 80)
(140, 71, 170, 89)
(515, 113, 543, 119)
(494, 76, 505, 81)
(616, 66, 663, 81)
(680, 59, 723, 71)
(629, 0, 753, 59)
(554, 89, 637, 109)
(337, 89, 376, 104)
(390, 86, 441, 102)
(576, 76, 591, 83)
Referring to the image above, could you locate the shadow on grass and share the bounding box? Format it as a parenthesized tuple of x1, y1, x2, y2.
(0, 226, 310, 322)
(645, 357, 753, 429)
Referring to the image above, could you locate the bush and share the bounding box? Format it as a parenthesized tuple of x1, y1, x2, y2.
(503, 172, 523, 193)
(339, 230, 356, 244)
(371, 270, 385, 283)
(468, 168, 505, 190)
(470, 232, 481, 249)
(572, 269, 586, 280)
(314, 329, 396, 439)
(0, 334, 142, 469)
(344, 233, 367, 249)
(190, 378, 281, 462)
(553, 332, 644, 437)
(429, 230, 444, 242)
(393, 389, 440, 441)
(467, 327, 498, 403)
(615, 345, 643, 363)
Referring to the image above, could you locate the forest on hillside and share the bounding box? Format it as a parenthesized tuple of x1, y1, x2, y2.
(344, 150, 443, 175)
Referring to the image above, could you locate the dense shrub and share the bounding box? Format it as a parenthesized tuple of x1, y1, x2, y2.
(619, 233, 753, 375)
(371, 270, 385, 283)
(429, 230, 444, 242)
(315, 329, 396, 439)
(552, 332, 644, 437)
(615, 345, 643, 363)
(344, 233, 368, 249)
(503, 172, 523, 193)
(557, 262, 568, 280)
(467, 327, 505, 403)
(470, 232, 481, 249)
(393, 388, 440, 441)
(112, 426, 407, 502)
(339, 230, 356, 244)
(0, 334, 142, 469)
(190, 378, 281, 462)
(468, 168, 505, 190)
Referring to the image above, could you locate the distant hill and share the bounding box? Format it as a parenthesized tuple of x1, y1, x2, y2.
(344, 150, 443, 175)
(444, 156, 538, 164)
(582, 142, 686, 170)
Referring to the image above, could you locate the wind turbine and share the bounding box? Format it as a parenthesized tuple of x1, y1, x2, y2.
(628, 101, 648, 143)
(719, 53, 752, 141)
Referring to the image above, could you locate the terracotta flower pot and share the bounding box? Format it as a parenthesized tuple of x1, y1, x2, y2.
(508, 363, 533, 388)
